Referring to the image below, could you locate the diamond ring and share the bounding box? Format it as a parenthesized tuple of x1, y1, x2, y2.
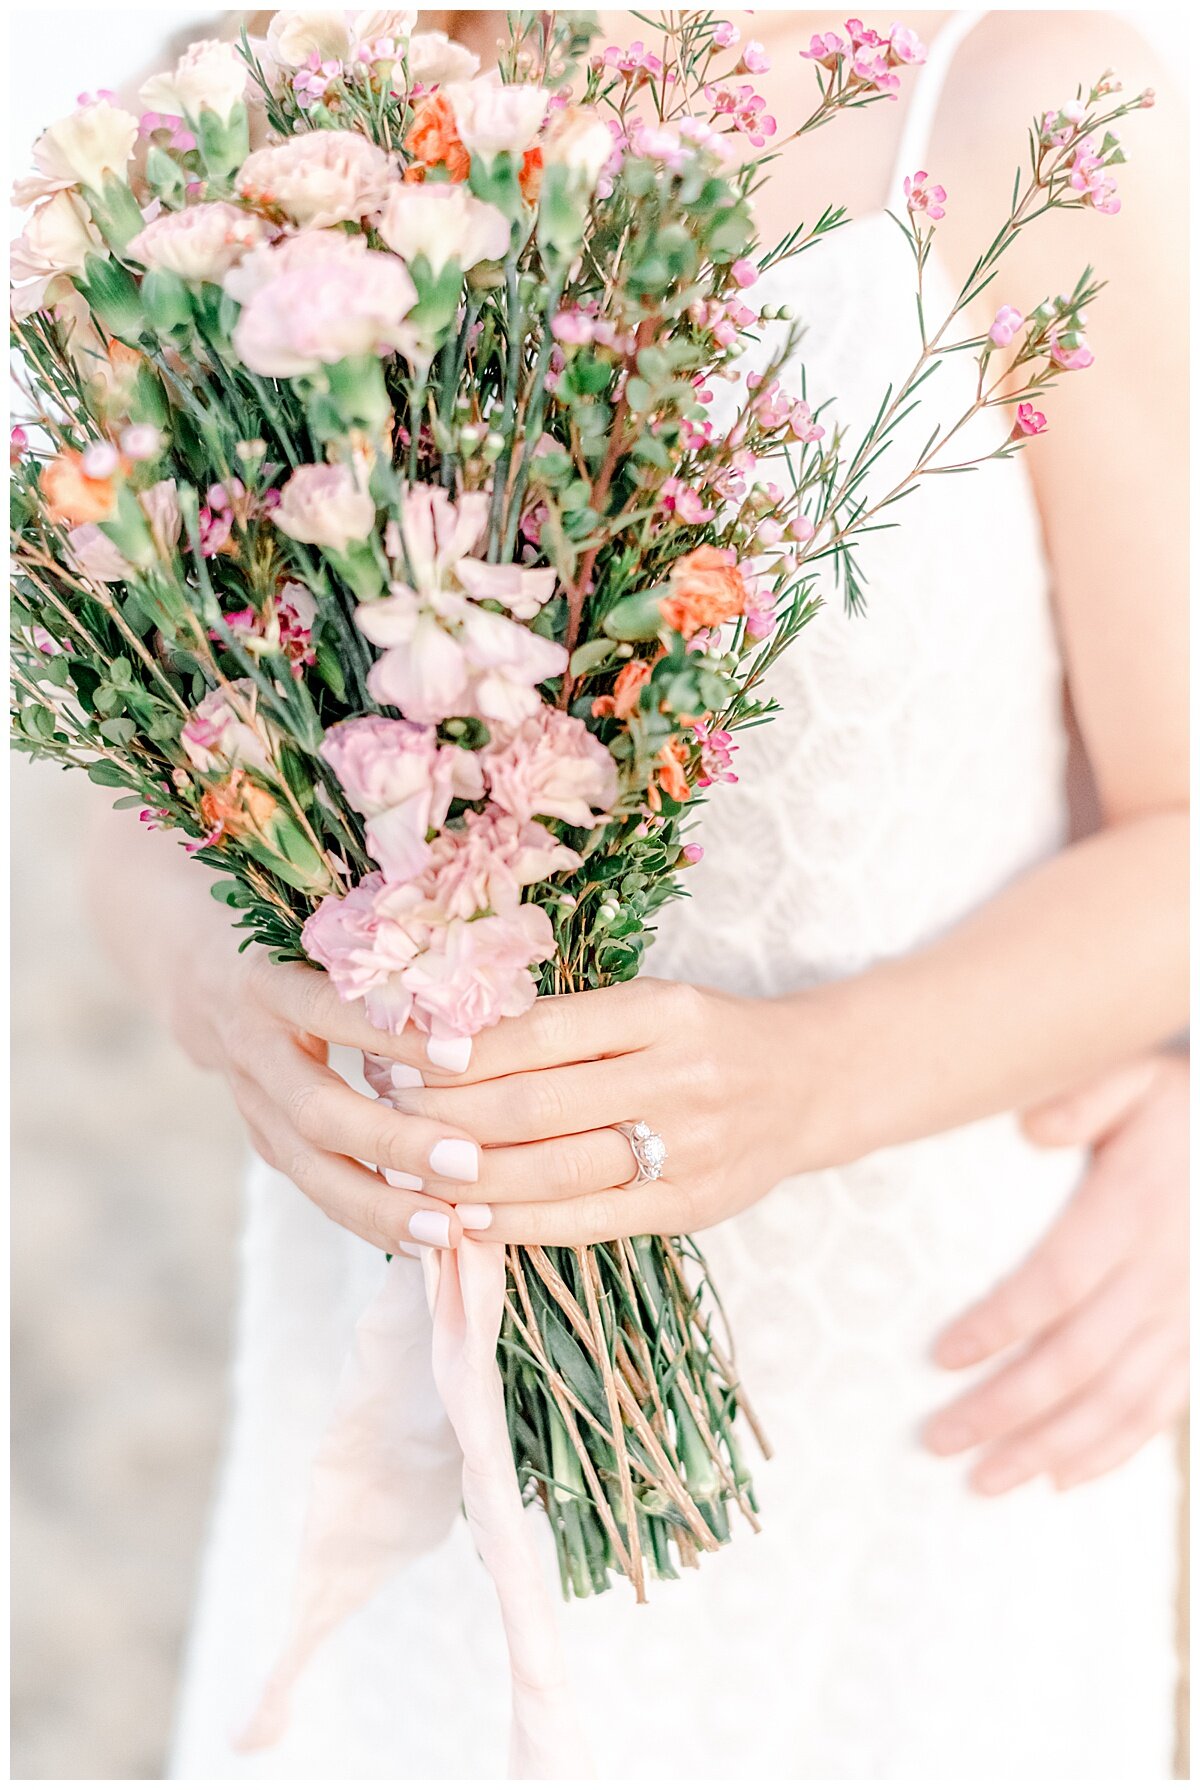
(615, 1120, 667, 1186)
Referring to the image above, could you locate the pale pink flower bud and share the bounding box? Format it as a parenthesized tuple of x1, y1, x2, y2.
(274, 462, 376, 550)
(989, 304, 1024, 348)
(730, 257, 757, 289)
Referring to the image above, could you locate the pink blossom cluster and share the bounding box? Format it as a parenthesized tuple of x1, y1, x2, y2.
(688, 292, 758, 351)
(1066, 134, 1121, 214)
(599, 40, 666, 82)
(1040, 102, 1086, 148)
(746, 374, 826, 443)
(704, 81, 777, 147)
(802, 18, 927, 93)
(661, 478, 715, 525)
(304, 702, 617, 1042)
(692, 720, 738, 787)
(293, 52, 344, 110)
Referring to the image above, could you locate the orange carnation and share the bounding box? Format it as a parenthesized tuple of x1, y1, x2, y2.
(660, 545, 748, 639)
(41, 450, 118, 527)
(199, 771, 278, 845)
(592, 657, 653, 720)
(519, 145, 543, 205)
(405, 93, 470, 183)
(649, 735, 691, 810)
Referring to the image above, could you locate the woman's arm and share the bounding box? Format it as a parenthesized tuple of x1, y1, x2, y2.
(380, 17, 1187, 1245)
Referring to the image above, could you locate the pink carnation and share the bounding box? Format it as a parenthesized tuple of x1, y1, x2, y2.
(423, 808, 580, 921)
(482, 703, 618, 827)
(302, 871, 426, 1020)
(320, 715, 485, 883)
(398, 903, 554, 1043)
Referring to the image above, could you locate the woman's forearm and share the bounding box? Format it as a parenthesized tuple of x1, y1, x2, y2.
(85, 795, 241, 1040)
(797, 810, 1188, 1168)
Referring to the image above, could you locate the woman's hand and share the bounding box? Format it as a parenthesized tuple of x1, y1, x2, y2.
(383, 978, 804, 1245)
(172, 944, 499, 1254)
(923, 1052, 1189, 1494)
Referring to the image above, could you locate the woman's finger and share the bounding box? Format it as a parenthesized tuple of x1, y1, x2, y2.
(253, 956, 417, 1059)
(466, 1178, 697, 1247)
(967, 1322, 1183, 1496)
(262, 1038, 482, 1189)
(1020, 1056, 1163, 1148)
(391, 1054, 653, 1148)
(378, 981, 663, 1089)
(1053, 1349, 1189, 1490)
(255, 1123, 464, 1252)
(933, 1166, 1133, 1370)
(424, 1126, 635, 1207)
(924, 1265, 1145, 1455)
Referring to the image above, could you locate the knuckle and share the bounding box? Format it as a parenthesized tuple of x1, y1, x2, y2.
(287, 1079, 329, 1142)
(529, 995, 572, 1059)
(287, 1145, 319, 1192)
(523, 1073, 568, 1135)
(587, 1194, 622, 1242)
(365, 1183, 403, 1246)
(555, 1143, 589, 1197)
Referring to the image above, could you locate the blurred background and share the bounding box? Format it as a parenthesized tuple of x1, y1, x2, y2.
(8, 6, 1188, 1779)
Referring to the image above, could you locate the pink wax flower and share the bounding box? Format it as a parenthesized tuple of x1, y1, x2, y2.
(681, 842, 704, 864)
(743, 588, 777, 643)
(802, 32, 846, 70)
(198, 503, 233, 557)
(729, 258, 758, 290)
(603, 41, 665, 81)
(293, 53, 343, 109)
(661, 479, 716, 525)
(705, 81, 776, 147)
(10, 426, 28, 461)
(789, 400, 825, 443)
(1047, 329, 1095, 371)
(481, 703, 618, 829)
(852, 47, 899, 93)
(989, 305, 1025, 348)
(1012, 402, 1049, 437)
(887, 23, 928, 66)
(713, 21, 739, 49)
(788, 514, 816, 542)
(904, 169, 946, 222)
(693, 720, 738, 788)
(1067, 136, 1121, 214)
(740, 41, 770, 75)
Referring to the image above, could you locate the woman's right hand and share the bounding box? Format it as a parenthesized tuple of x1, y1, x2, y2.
(172, 943, 488, 1252)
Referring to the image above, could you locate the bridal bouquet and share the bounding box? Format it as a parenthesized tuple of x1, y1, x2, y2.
(11, 3, 1150, 1637)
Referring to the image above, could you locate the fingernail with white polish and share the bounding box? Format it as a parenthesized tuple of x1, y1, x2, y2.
(427, 1034, 472, 1074)
(390, 1061, 425, 1090)
(455, 1202, 493, 1232)
(384, 1167, 424, 1192)
(409, 1209, 452, 1249)
(429, 1138, 479, 1183)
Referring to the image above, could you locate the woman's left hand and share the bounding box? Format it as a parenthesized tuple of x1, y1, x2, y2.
(384, 978, 805, 1244)
(924, 1051, 1189, 1495)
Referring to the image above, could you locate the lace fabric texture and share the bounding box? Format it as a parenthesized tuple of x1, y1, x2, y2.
(168, 65, 1179, 1783)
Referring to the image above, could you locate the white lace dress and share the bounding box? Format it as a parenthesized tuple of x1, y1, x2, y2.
(169, 19, 1179, 1780)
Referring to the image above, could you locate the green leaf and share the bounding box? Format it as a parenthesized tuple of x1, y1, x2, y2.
(602, 586, 668, 642)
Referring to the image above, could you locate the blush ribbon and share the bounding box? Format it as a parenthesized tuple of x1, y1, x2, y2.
(236, 1079, 593, 1777)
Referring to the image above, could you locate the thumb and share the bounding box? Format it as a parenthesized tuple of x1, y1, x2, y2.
(1020, 1057, 1163, 1149)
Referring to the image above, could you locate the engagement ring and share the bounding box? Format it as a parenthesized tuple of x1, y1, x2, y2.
(615, 1120, 667, 1186)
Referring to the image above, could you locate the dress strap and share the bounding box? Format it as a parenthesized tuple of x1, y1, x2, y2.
(884, 11, 986, 211)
